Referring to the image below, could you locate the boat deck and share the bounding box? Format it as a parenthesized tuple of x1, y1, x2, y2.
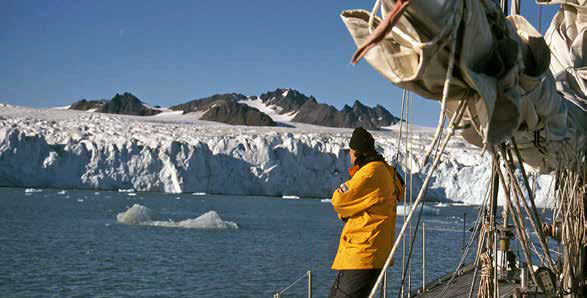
(412, 263, 521, 298)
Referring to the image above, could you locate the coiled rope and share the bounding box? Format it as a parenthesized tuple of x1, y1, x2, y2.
(477, 252, 494, 298)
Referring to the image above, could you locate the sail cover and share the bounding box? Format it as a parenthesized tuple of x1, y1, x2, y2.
(341, 0, 587, 173)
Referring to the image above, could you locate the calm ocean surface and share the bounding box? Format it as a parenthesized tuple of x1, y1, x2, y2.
(0, 188, 477, 297)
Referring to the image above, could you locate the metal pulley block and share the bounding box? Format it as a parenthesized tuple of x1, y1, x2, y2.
(534, 267, 557, 297)
(542, 222, 561, 242)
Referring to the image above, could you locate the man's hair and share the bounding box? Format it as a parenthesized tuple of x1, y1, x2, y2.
(350, 127, 377, 156)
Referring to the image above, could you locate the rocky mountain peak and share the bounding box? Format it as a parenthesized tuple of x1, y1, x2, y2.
(69, 99, 106, 111)
(69, 92, 161, 116)
(259, 88, 310, 114)
(200, 100, 276, 127)
(100, 92, 161, 116)
(292, 98, 399, 130)
(169, 93, 275, 126)
(169, 93, 247, 114)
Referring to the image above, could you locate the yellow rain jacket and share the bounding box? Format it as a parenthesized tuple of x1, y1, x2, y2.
(331, 161, 404, 270)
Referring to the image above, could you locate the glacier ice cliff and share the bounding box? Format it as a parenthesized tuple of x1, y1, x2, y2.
(0, 106, 553, 206)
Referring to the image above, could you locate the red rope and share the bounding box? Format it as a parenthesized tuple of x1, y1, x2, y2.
(351, 0, 412, 64)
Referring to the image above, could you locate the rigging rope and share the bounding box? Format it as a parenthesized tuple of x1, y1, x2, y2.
(400, 89, 409, 298)
(368, 0, 382, 34)
(396, 200, 425, 298)
(368, 1, 464, 296)
(396, 91, 421, 298)
(274, 271, 309, 296)
(421, 0, 464, 166)
(492, 148, 541, 286)
(500, 144, 556, 273)
(440, 179, 492, 298)
(368, 99, 468, 298)
(408, 88, 414, 295)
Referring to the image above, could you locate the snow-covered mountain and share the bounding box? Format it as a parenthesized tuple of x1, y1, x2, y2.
(251, 88, 401, 129)
(69, 89, 400, 129)
(169, 93, 276, 126)
(0, 104, 553, 206)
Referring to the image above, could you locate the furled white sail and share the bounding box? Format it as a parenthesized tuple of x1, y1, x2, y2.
(341, 0, 587, 173)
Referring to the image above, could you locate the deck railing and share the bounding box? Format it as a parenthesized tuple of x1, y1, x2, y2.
(273, 270, 312, 298)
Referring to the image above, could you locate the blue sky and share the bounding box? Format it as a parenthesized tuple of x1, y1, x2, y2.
(1, 1, 558, 126)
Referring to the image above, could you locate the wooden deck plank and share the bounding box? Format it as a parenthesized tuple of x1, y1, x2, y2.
(412, 264, 519, 298)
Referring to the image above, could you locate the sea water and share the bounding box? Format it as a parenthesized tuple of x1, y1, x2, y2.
(0, 188, 477, 297)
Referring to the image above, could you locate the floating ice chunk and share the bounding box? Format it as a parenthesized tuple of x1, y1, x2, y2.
(117, 204, 153, 224)
(118, 189, 135, 193)
(77, 199, 84, 202)
(434, 202, 449, 208)
(94, 192, 100, 195)
(128, 193, 137, 196)
(116, 204, 238, 229)
(164, 211, 238, 229)
(57, 190, 67, 195)
(25, 188, 43, 193)
(451, 202, 471, 206)
(192, 192, 207, 196)
(175, 197, 181, 200)
(282, 195, 300, 199)
(397, 205, 440, 216)
(321, 199, 332, 203)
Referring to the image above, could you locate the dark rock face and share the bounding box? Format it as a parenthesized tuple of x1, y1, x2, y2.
(169, 93, 247, 113)
(292, 98, 400, 130)
(199, 100, 276, 126)
(171, 93, 275, 126)
(69, 93, 161, 116)
(257, 88, 399, 129)
(259, 88, 310, 114)
(99, 93, 161, 116)
(69, 99, 106, 111)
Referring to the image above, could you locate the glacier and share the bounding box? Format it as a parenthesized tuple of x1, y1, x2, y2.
(0, 105, 554, 206)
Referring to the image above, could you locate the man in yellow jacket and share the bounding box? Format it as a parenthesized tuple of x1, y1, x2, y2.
(329, 127, 404, 298)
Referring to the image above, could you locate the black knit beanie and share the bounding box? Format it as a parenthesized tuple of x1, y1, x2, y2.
(349, 127, 376, 155)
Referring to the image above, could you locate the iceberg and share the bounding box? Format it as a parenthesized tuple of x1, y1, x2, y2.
(116, 204, 152, 225)
(282, 195, 300, 199)
(116, 204, 238, 229)
(397, 205, 440, 216)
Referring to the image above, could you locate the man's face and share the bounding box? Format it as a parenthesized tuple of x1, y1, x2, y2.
(349, 149, 357, 165)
